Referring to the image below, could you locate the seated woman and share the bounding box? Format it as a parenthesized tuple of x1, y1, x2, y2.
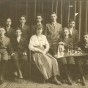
(76, 33, 88, 86)
(58, 27, 75, 85)
(28, 25, 62, 85)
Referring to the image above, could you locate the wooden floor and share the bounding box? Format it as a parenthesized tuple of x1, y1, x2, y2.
(1, 77, 88, 88)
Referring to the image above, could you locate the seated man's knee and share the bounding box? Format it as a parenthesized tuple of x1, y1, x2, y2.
(21, 55, 28, 60)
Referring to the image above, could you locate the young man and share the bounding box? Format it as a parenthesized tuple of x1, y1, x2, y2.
(45, 12, 62, 55)
(68, 19, 79, 48)
(5, 18, 15, 40)
(76, 33, 88, 86)
(31, 13, 45, 36)
(19, 15, 30, 40)
(58, 27, 75, 85)
(11, 28, 28, 80)
(0, 27, 11, 84)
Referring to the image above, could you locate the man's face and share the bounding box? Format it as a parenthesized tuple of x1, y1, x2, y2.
(16, 30, 22, 37)
(36, 16, 42, 23)
(51, 14, 57, 22)
(0, 28, 5, 36)
(69, 21, 75, 28)
(20, 17, 26, 24)
(6, 19, 11, 27)
(83, 35, 88, 42)
(63, 29, 69, 37)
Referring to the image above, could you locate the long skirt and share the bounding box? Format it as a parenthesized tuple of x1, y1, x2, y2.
(32, 52, 60, 80)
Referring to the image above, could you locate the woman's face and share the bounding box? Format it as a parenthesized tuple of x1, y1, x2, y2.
(36, 28, 43, 35)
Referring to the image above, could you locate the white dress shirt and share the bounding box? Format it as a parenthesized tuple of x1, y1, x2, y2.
(17, 36, 21, 42)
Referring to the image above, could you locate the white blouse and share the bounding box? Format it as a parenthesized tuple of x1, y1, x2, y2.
(29, 35, 50, 52)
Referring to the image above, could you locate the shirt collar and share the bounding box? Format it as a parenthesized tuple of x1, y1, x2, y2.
(37, 23, 41, 25)
(52, 21, 57, 25)
(6, 26, 10, 29)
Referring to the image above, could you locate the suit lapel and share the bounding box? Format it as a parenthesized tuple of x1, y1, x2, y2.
(72, 29, 75, 37)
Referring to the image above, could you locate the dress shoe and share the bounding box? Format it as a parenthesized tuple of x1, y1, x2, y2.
(18, 70, 23, 79)
(67, 75, 72, 85)
(53, 77, 62, 85)
(0, 75, 4, 84)
(81, 77, 86, 86)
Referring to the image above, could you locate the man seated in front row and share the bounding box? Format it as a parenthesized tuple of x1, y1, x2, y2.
(76, 33, 88, 86)
(11, 28, 28, 80)
(0, 27, 11, 84)
(58, 27, 75, 85)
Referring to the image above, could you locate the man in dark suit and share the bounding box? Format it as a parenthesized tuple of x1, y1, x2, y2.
(19, 15, 30, 41)
(68, 19, 79, 48)
(31, 13, 45, 36)
(0, 27, 11, 84)
(76, 33, 88, 86)
(45, 12, 62, 55)
(11, 28, 27, 79)
(5, 18, 15, 40)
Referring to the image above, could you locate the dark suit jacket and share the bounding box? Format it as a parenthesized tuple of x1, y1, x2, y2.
(78, 41, 88, 53)
(45, 22, 62, 44)
(5, 27, 16, 40)
(19, 24, 30, 40)
(69, 29, 79, 47)
(31, 24, 45, 37)
(58, 37, 73, 51)
(11, 36, 27, 54)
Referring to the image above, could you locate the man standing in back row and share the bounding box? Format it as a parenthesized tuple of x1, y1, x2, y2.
(45, 12, 62, 55)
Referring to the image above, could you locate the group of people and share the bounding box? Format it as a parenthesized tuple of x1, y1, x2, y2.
(0, 12, 88, 86)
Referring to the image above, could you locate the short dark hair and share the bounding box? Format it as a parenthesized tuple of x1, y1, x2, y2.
(69, 19, 75, 23)
(16, 28, 22, 32)
(20, 15, 26, 20)
(51, 12, 57, 15)
(36, 13, 42, 18)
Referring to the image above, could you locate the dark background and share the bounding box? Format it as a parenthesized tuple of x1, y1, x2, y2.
(0, 0, 87, 39)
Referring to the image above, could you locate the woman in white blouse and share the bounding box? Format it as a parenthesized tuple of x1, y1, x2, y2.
(28, 25, 61, 85)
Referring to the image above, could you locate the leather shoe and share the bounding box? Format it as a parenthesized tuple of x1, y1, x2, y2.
(0, 75, 4, 84)
(67, 75, 72, 85)
(81, 77, 86, 86)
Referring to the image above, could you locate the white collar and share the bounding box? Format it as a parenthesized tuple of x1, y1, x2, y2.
(37, 23, 41, 25)
(52, 21, 56, 25)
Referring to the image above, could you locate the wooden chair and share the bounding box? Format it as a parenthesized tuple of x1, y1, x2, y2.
(29, 50, 45, 83)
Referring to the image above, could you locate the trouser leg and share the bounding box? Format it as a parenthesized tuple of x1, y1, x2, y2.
(0, 60, 7, 76)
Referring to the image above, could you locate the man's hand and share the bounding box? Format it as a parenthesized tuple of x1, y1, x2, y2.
(23, 52, 27, 55)
(77, 47, 82, 51)
(11, 53, 15, 56)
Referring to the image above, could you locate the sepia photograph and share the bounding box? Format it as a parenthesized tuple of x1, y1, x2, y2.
(0, 0, 88, 88)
